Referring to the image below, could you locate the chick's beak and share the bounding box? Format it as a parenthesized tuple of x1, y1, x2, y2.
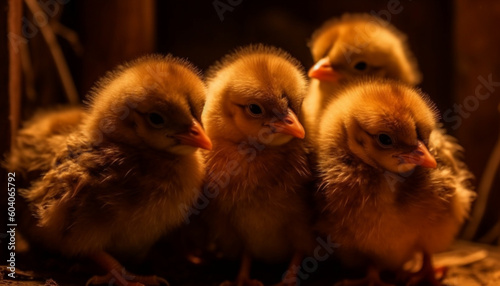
(398, 141, 437, 168)
(268, 109, 305, 139)
(173, 120, 212, 150)
(308, 57, 340, 82)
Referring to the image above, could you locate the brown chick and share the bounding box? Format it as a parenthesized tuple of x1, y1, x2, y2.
(314, 79, 474, 286)
(8, 55, 212, 286)
(303, 13, 421, 137)
(202, 45, 314, 286)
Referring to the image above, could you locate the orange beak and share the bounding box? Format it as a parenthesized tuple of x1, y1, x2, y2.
(308, 57, 340, 82)
(268, 109, 305, 139)
(398, 141, 437, 168)
(173, 120, 212, 150)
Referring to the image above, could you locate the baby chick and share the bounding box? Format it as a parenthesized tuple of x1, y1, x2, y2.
(314, 79, 474, 285)
(202, 45, 314, 285)
(303, 13, 421, 137)
(8, 55, 212, 286)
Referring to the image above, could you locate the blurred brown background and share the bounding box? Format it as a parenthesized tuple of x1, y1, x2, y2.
(1, 0, 500, 243)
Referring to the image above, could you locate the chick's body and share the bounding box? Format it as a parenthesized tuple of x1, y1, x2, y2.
(24, 135, 204, 258)
(315, 80, 474, 283)
(8, 55, 212, 284)
(206, 140, 312, 262)
(6, 107, 86, 182)
(202, 45, 314, 284)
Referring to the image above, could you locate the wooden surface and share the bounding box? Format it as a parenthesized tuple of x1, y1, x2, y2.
(1, 1, 9, 152)
(0, 0, 11, 251)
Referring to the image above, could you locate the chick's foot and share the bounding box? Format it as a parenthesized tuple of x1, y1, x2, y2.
(403, 253, 445, 286)
(272, 252, 303, 286)
(220, 252, 264, 286)
(87, 252, 169, 286)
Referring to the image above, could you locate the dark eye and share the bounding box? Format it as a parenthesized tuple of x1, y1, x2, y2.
(148, 112, 165, 128)
(354, 61, 367, 71)
(247, 103, 264, 117)
(376, 133, 394, 148)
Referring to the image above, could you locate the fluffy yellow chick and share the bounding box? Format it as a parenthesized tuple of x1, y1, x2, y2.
(202, 45, 314, 285)
(303, 13, 421, 137)
(7, 55, 212, 286)
(315, 79, 474, 285)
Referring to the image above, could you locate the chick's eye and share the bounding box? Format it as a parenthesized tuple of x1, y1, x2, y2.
(376, 133, 394, 148)
(148, 112, 165, 128)
(354, 61, 367, 71)
(247, 103, 264, 117)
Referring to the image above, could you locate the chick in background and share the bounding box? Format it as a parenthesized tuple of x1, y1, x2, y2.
(304, 13, 421, 138)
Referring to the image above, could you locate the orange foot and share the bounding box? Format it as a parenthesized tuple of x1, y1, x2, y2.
(272, 251, 303, 286)
(87, 251, 169, 286)
(220, 251, 264, 286)
(403, 253, 446, 286)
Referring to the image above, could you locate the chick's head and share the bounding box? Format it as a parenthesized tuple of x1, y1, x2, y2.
(321, 80, 437, 174)
(84, 55, 212, 154)
(204, 45, 307, 146)
(308, 14, 421, 86)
